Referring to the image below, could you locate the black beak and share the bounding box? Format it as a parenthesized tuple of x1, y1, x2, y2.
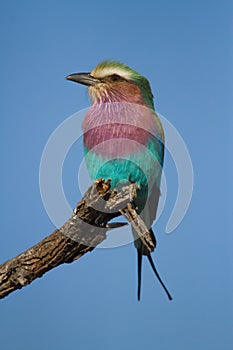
(66, 72, 100, 86)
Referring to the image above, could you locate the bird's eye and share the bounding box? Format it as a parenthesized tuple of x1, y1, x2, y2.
(111, 74, 120, 81)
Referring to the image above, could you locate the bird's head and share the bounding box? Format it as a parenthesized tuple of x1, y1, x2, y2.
(66, 60, 154, 109)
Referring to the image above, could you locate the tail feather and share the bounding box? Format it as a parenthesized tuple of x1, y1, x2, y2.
(135, 228, 172, 301)
(147, 253, 173, 301)
(137, 250, 142, 301)
(132, 187, 172, 300)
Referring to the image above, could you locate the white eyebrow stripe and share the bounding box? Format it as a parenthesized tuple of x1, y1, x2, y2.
(91, 67, 132, 80)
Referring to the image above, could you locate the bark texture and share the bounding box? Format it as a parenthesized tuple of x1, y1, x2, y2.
(0, 179, 146, 300)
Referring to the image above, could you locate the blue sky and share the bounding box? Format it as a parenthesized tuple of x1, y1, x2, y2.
(0, 1, 232, 349)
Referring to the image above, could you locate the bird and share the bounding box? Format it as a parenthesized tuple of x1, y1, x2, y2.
(66, 60, 172, 301)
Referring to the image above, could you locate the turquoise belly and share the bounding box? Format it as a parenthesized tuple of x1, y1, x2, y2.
(84, 137, 163, 212)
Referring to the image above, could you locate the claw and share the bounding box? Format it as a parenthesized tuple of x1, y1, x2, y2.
(106, 222, 128, 229)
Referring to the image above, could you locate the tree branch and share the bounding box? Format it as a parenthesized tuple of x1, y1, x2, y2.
(0, 179, 144, 300)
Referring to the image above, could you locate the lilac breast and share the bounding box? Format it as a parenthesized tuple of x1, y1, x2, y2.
(82, 102, 159, 158)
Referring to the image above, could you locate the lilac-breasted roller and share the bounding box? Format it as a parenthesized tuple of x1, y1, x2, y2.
(66, 60, 172, 301)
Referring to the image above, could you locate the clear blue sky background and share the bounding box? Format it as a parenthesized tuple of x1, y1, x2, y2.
(0, 1, 232, 349)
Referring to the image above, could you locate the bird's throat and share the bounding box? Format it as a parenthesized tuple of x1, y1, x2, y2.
(88, 81, 145, 105)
